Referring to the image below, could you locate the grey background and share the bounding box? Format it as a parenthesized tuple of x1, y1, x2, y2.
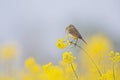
(0, 0, 120, 65)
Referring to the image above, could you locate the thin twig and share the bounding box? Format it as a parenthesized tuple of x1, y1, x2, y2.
(71, 63, 79, 80)
(70, 41, 102, 77)
(113, 63, 115, 80)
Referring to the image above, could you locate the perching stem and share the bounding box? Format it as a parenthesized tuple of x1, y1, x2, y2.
(70, 63, 79, 80)
(70, 41, 102, 77)
(113, 63, 115, 80)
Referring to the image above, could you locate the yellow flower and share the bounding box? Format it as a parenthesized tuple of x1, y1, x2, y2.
(25, 57, 36, 69)
(22, 72, 34, 80)
(37, 73, 49, 80)
(56, 38, 70, 49)
(43, 62, 53, 72)
(84, 34, 111, 58)
(0, 43, 18, 60)
(109, 50, 114, 57)
(99, 70, 113, 80)
(25, 57, 41, 74)
(109, 51, 120, 63)
(62, 51, 76, 64)
(43, 62, 65, 80)
(29, 64, 41, 73)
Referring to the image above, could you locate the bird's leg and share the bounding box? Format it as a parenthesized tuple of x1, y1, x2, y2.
(74, 39, 78, 47)
(75, 39, 78, 45)
(67, 38, 76, 49)
(67, 39, 78, 49)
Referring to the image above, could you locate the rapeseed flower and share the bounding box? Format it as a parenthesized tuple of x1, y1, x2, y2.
(99, 70, 113, 80)
(1, 33, 120, 80)
(56, 38, 70, 49)
(109, 51, 120, 63)
(24, 58, 76, 80)
(43, 63, 65, 80)
(25, 57, 36, 68)
(62, 51, 76, 64)
(0, 43, 18, 60)
(25, 57, 42, 75)
(84, 34, 111, 58)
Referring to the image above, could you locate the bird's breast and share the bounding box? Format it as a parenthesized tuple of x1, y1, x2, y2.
(68, 34, 78, 39)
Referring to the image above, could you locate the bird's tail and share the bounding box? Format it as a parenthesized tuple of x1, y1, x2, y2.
(81, 38, 87, 45)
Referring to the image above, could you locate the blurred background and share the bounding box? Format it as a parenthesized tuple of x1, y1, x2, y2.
(0, 0, 120, 66)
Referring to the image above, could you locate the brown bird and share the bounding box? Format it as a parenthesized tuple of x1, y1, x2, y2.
(65, 24, 87, 44)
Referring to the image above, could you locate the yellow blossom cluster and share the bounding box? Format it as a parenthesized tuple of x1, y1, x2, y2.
(84, 34, 111, 58)
(56, 38, 70, 49)
(62, 51, 76, 64)
(1, 34, 120, 80)
(0, 43, 18, 61)
(99, 70, 113, 80)
(109, 51, 120, 63)
(22, 57, 78, 80)
(25, 57, 41, 73)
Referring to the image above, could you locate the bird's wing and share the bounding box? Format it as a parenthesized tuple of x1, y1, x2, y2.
(70, 27, 82, 38)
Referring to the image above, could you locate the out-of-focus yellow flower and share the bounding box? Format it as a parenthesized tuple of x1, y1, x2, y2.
(0, 43, 18, 60)
(25, 57, 36, 69)
(43, 62, 53, 72)
(25, 57, 41, 74)
(109, 50, 114, 57)
(22, 73, 34, 80)
(109, 51, 120, 63)
(99, 70, 113, 80)
(84, 34, 111, 58)
(62, 51, 76, 64)
(29, 64, 41, 73)
(37, 73, 49, 80)
(56, 38, 70, 49)
(43, 62, 65, 80)
(24, 59, 76, 80)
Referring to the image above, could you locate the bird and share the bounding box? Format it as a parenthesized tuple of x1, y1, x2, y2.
(65, 24, 87, 44)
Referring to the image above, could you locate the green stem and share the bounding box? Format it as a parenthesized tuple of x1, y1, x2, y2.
(70, 63, 79, 80)
(70, 41, 102, 77)
(113, 63, 115, 80)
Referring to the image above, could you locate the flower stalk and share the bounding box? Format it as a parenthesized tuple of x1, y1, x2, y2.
(113, 63, 115, 80)
(70, 41, 102, 77)
(71, 63, 79, 80)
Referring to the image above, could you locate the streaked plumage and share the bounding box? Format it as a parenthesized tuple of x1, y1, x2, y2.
(65, 24, 87, 44)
